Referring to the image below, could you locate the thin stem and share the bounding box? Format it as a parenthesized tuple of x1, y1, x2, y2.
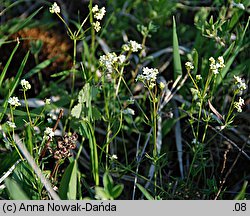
(225, 92, 237, 124)
(56, 13, 74, 37)
(9, 107, 24, 160)
(115, 67, 124, 97)
(23, 90, 32, 125)
(120, 76, 149, 122)
(89, 0, 95, 63)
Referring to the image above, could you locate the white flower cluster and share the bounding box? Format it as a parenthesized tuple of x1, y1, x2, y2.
(196, 75, 202, 81)
(21, 79, 31, 91)
(43, 127, 55, 140)
(49, 2, 60, 14)
(109, 154, 118, 160)
(92, 5, 106, 32)
(234, 75, 247, 93)
(122, 40, 142, 52)
(136, 67, 159, 89)
(8, 97, 21, 107)
(185, 62, 194, 70)
(234, 97, 244, 112)
(92, 5, 106, 20)
(209, 56, 225, 75)
(99, 52, 126, 73)
(7, 121, 16, 129)
(93, 21, 101, 32)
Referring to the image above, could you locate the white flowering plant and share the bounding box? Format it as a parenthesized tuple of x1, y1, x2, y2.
(1, 0, 249, 201)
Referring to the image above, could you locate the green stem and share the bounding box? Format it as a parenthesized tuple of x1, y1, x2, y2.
(56, 13, 74, 37)
(9, 107, 24, 160)
(23, 90, 32, 125)
(72, 39, 77, 95)
(120, 76, 149, 122)
(225, 92, 237, 124)
(89, 0, 95, 63)
(115, 67, 124, 97)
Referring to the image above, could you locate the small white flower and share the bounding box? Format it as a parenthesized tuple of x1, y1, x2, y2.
(118, 55, 126, 64)
(49, 2, 60, 14)
(238, 97, 244, 106)
(234, 75, 247, 92)
(185, 62, 194, 70)
(43, 127, 55, 140)
(122, 44, 130, 52)
(8, 97, 21, 107)
(99, 52, 118, 73)
(128, 40, 142, 52)
(234, 97, 244, 112)
(7, 121, 16, 129)
(21, 79, 31, 91)
(196, 75, 202, 80)
(110, 154, 118, 160)
(217, 56, 224, 65)
(209, 57, 215, 65)
(136, 67, 159, 88)
(210, 64, 219, 74)
(234, 75, 243, 83)
(93, 6, 106, 20)
(93, 21, 101, 32)
(192, 138, 197, 144)
(92, 5, 99, 13)
(209, 56, 225, 75)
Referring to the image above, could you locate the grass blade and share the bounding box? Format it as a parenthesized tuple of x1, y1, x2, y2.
(5, 178, 30, 200)
(22, 58, 56, 79)
(173, 16, 182, 79)
(8, 7, 43, 35)
(59, 160, 78, 200)
(0, 51, 30, 122)
(136, 183, 154, 200)
(216, 17, 249, 87)
(80, 120, 99, 186)
(0, 41, 20, 87)
(234, 181, 248, 200)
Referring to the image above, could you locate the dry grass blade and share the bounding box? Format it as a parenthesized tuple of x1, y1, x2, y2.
(13, 135, 60, 200)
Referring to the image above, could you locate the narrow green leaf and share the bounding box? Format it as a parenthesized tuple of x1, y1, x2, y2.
(223, 41, 235, 60)
(0, 51, 30, 122)
(111, 184, 124, 199)
(103, 172, 114, 193)
(0, 151, 19, 175)
(173, 16, 182, 79)
(22, 58, 55, 79)
(0, 42, 20, 87)
(51, 70, 71, 78)
(216, 17, 249, 87)
(5, 178, 30, 200)
(8, 7, 43, 35)
(234, 181, 248, 200)
(59, 160, 78, 200)
(192, 48, 199, 75)
(25, 124, 33, 156)
(80, 121, 99, 185)
(136, 183, 154, 200)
